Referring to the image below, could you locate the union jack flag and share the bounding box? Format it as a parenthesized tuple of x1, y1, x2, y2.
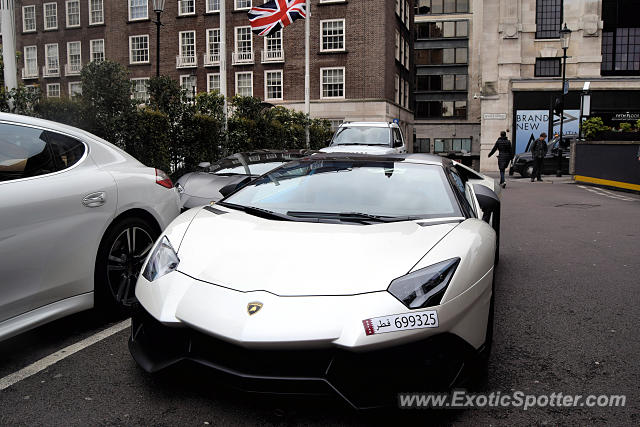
(248, 0, 307, 37)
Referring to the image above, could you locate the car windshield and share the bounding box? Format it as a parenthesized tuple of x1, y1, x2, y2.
(210, 153, 294, 176)
(332, 127, 390, 146)
(222, 160, 461, 220)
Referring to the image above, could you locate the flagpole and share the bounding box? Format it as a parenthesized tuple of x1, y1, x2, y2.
(304, 0, 310, 149)
(1, 0, 18, 106)
(220, 0, 229, 154)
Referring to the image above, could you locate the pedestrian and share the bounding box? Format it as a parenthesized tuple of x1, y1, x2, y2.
(488, 131, 513, 188)
(530, 132, 548, 182)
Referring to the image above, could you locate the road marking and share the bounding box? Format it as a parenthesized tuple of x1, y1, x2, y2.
(577, 185, 635, 202)
(0, 319, 131, 391)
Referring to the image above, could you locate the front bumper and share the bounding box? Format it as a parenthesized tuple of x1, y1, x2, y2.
(129, 307, 480, 409)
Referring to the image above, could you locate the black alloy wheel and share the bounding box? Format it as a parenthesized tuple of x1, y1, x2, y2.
(96, 217, 158, 312)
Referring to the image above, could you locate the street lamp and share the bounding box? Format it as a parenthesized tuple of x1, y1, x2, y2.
(557, 23, 572, 176)
(152, 0, 166, 77)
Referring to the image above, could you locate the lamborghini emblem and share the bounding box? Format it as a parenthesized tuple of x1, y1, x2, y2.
(247, 302, 263, 316)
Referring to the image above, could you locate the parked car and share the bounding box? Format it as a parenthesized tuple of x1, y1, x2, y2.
(0, 113, 180, 342)
(319, 122, 408, 155)
(509, 135, 574, 177)
(174, 150, 315, 210)
(129, 153, 500, 408)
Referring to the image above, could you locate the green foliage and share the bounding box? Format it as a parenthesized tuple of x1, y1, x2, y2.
(619, 122, 634, 132)
(582, 117, 611, 140)
(8, 85, 42, 115)
(80, 60, 135, 147)
(127, 109, 172, 173)
(35, 97, 85, 127)
(148, 76, 184, 119)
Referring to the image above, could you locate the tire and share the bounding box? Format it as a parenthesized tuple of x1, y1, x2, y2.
(95, 216, 159, 314)
(521, 164, 534, 178)
(475, 270, 496, 381)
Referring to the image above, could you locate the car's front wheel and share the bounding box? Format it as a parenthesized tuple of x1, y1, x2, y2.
(521, 164, 534, 178)
(95, 217, 158, 313)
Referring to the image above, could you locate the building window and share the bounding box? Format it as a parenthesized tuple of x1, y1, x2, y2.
(67, 41, 82, 74)
(534, 58, 561, 77)
(45, 44, 60, 75)
(234, 26, 253, 63)
(23, 46, 38, 78)
(207, 73, 220, 92)
(414, 138, 430, 153)
(601, 0, 640, 75)
(265, 70, 283, 100)
(66, 0, 81, 27)
(415, 0, 469, 15)
(395, 74, 400, 104)
(131, 78, 150, 102)
(235, 72, 253, 97)
(416, 20, 469, 39)
(321, 19, 345, 52)
(129, 0, 148, 21)
(235, 0, 251, 10)
(415, 75, 467, 91)
(23, 6, 36, 32)
(47, 83, 61, 98)
(535, 0, 562, 39)
(321, 67, 345, 99)
(129, 35, 150, 64)
(69, 82, 83, 98)
(415, 100, 467, 119)
(207, 0, 220, 12)
(395, 30, 400, 60)
(180, 75, 197, 100)
(404, 80, 409, 108)
(434, 138, 472, 153)
(405, 39, 410, 67)
(179, 0, 195, 16)
(89, 0, 104, 25)
(44, 3, 58, 30)
(415, 47, 468, 65)
(90, 39, 105, 62)
(179, 31, 197, 65)
(207, 29, 221, 63)
(264, 29, 283, 61)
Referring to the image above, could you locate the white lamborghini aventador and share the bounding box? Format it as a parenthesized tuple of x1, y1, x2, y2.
(129, 153, 500, 408)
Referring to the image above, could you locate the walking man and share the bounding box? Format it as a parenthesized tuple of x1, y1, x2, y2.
(488, 131, 513, 188)
(530, 132, 548, 182)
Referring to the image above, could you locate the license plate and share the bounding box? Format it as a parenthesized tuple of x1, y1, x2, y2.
(362, 311, 439, 336)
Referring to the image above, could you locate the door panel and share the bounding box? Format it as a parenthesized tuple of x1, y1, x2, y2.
(0, 124, 116, 322)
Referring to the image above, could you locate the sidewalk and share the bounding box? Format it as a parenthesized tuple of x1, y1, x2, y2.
(484, 172, 575, 185)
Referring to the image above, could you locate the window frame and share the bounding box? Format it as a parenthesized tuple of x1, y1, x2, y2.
(90, 39, 105, 62)
(128, 0, 149, 21)
(66, 0, 81, 28)
(47, 83, 61, 98)
(320, 66, 346, 100)
(320, 19, 346, 53)
(235, 0, 252, 11)
(89, 0, 104, 25)
(22, 5, 37, 33)
(45, 43, 60, 75)
(66, 41, 82, 73)
(206, 0, 220, 13)
(264, 70, 283, 101)
(178, 0, 196, 16)
(23, 45, 39, 78)
(207, 73, 221, 93)
(234, 26, 253, 53)
(69, 81, 83, 98)
(235, 71, 254, 97)
(43, 2, 58, 30)
(129, 35, 150, 64)
(535, 0, 563, 39)
(534, 57, 562, 77)
(131, 77, 150, 102)
(179, 30, 197, 62)
(180, 75, 198, 99)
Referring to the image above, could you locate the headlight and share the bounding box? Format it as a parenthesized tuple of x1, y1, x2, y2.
(387, 258, 460, 309)
(142, 236, 180, 282)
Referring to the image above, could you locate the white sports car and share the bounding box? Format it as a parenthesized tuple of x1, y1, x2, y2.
(129, 153, 500, 408)
(0, 113, 180, 341)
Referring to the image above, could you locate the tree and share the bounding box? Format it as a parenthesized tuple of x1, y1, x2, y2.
(80, 60, 135, 147)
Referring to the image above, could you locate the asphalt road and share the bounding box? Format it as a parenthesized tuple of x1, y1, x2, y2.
(1, 176, 639, 426)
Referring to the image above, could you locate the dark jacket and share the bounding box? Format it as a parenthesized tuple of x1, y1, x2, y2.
(531, 138, 548, 159)
(488, 137, 513, 169)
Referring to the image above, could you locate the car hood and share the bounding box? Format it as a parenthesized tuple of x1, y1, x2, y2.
(319, 145, 397, 155)
(177, 172, 243, 207)
(176, 207, 460, 296)
(515, 152, 533, 161)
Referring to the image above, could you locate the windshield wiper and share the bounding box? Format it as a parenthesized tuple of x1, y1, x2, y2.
(217, 202, 296, 222)
(287, 211, 420, 224)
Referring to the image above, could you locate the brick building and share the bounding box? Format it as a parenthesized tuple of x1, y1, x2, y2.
(8, 0, 414, 136)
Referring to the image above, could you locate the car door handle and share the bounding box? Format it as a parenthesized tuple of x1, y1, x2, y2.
(82, 191, 106, 208)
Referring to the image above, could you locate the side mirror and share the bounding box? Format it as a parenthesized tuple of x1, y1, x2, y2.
(473, 184, 501, 233)
(218, 176, 252, 198)
(394, 140, 404, 148)
(197, 162, 211, 171)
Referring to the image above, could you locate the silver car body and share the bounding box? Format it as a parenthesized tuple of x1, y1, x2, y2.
(0, 113, 180, 341)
